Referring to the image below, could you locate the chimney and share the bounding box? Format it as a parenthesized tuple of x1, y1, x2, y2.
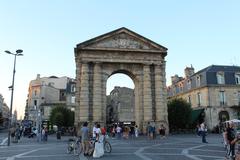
(184, 65, 195, 78)
(171, 75, 180, 84)
(36, 74, 40, 80)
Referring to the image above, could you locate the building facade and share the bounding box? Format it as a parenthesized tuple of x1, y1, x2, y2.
(167, 65, 240, 130)
(106, 86, 135, 125)
(26, 74, 76, 126)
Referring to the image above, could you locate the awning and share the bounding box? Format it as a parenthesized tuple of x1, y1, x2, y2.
(191, 109, 204, 122)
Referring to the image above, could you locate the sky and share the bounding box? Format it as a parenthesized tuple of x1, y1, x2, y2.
(0, 1, 239, 119)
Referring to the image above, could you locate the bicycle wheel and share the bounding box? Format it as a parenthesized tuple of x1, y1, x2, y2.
(75, 142, 83, 155)
(67, 145, 72, 154)
(104, 141, 112, 153)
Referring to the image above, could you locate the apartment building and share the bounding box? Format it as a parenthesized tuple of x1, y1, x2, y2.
(167, 65, 240, 130)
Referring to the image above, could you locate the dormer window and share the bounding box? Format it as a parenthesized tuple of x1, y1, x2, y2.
(235, 73, 240, 85)
(71, 85, 76, 92)
(196, 92, 202, 106)
(179, 83, 183, 92)
(217, 72, 225, 84)
(196, 75, 201, 87)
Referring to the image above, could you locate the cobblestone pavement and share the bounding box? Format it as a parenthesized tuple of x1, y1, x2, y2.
(0, 134, 227, 160)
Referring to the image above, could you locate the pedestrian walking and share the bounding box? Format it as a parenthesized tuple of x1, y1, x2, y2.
(227, 121, 236, 159)
(196, 124, 201, 136)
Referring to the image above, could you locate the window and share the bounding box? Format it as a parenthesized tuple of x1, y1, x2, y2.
(34, 100, 37, 107)
(71, 96, 75, 104)
(235, 74, 240, 85)
(196, 92, 201, 106)
(219, 91, 226, 105)
(175, 86, 179, 94)
(188, 95, 191, 105)
(238, 91, 240, 105)
(196, 76, 201, 87)
(217, 72, 225, 84)
(179, 83, 183, 92)
(34, 90, 37, 96)
(187, 79, 191, 90)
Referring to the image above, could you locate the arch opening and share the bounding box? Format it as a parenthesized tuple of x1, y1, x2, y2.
(106, 73, 135, 126)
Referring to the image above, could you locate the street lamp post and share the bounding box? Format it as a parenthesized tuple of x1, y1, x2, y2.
(4, 49, 23, 146)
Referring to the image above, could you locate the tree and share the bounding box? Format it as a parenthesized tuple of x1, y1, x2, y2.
(168, 98, 192, 132)
(49, 105, 74, 128)
(0, 112, 3, 126)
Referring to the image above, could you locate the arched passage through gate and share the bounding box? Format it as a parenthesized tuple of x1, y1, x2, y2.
(106, 72, 135, 126)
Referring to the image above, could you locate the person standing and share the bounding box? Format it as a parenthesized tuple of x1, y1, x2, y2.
(93, 124, 104, 158)
(147, 122, 151, 139)
(92, 122, 97, 141)
(41, 127, 45, 141)
(80, 122, 90, 156)
(159, 124, 166, 139)
(135, 125, 139, 138)
(200, 122, 208, 143)
(116, 125, 122, 139)
(44, 127, 48, 142)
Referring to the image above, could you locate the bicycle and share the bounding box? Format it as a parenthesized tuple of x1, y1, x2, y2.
(78, 138, 95, 160)
(79, 136, 111, 159)
(67, 137, 82, 155)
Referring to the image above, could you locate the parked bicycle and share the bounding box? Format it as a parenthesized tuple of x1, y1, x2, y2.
(67, 137, 82, 155)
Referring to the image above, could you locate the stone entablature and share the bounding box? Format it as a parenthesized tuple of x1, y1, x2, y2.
(75, 27, 169, 133)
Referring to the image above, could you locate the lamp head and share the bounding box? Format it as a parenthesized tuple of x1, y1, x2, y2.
(5, 50, 12, 54)
(16, 49, 23, 54)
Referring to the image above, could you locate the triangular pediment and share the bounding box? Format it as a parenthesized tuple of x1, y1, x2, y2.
(76, 27, 167, 52)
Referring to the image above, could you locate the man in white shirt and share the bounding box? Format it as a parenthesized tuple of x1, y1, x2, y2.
(200, 122, 208, 143)
(92, 122, 98, 140)
(116, 125, 122, 139)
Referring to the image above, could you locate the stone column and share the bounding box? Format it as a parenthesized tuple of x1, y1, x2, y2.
(156, 62, 169, 133)
(161, 61, 168, 123)
(102, 72, 109, 125)
(74, 59, 81, 125)
(79, 62, 89, 122)
(155, 64, 164, 121)
(143, 64, 152, 121)
(93, 62, 102, 122)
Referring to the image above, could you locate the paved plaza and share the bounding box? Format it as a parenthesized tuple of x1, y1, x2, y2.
(0, 133, 227, 160)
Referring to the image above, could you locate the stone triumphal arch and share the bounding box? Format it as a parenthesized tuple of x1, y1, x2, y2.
(74, 27, 168, 132)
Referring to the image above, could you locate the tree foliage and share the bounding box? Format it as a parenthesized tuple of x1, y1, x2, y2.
(0, 112, 3, 125)
(49, 105, 74, 128)
(168, 98, 192, 132)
